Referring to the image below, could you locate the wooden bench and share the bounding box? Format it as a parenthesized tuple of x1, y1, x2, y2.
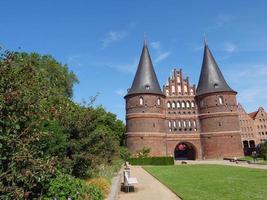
(123, 170, 138, 193)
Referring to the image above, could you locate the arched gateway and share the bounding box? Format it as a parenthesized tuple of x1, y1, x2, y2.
(174, 142, 196, 160)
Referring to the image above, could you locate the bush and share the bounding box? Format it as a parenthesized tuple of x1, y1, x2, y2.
(128, 157, 174, 165)
(136, 147, 150, 158)
(43, 173, 103, 200)
(120, 147, 131, 162)
(86, 177, 110, 198)
(258, 141, 267, 160)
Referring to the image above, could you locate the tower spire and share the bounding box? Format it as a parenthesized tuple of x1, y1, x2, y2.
(196, 43, 235, 96)
(125, 38, 163, 97)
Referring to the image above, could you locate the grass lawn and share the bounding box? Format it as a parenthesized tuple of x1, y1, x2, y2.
(241, 156, 267, 164)
(144, 165, 267, 200)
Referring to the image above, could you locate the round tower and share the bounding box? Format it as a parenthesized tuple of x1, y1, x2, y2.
(124, 40, 166, 156)
(195, 43, 243, 159)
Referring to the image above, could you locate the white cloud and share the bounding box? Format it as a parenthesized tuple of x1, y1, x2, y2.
(115, 89, 127, 96)
(101, 31, 127, 48)
(224, 42, 237, 53)
(111, 59, 139, 74)
(155, 52, 171, 63)
(151, 41, 161, 50)
(225, 63, 267, 112)
(150, 40, 171, 63)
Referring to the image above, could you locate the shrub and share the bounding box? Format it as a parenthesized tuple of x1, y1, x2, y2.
(43, 173, 103, 200)
(136, 147, 150, 158)
(128, 157, 174, 165)
(86, 177, 110, 198)
(120, 147, 131, 162)
(258, 141, 267, 160)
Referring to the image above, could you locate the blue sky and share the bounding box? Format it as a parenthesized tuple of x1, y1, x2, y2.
(1, 0, 267, 121)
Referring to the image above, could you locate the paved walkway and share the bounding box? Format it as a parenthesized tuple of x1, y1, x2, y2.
(175, 160, 267, 170)
(118, 166, 181, 200)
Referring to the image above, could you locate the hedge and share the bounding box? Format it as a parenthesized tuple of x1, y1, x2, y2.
(128, 157, 174, 165)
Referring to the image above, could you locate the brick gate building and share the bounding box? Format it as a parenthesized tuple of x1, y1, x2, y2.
(124, 40, 244, 159)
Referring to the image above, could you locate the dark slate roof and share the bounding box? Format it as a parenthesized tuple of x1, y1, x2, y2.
(196, 43, 235, 96)
(125, 40, 163, 97)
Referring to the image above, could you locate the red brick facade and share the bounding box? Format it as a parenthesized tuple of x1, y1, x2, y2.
(125, 68, 244, 159)
(125, 42, 245, 160)
(238, 104, 267, 154)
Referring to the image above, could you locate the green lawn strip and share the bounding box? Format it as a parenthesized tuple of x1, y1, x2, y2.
(240, 156, 267, 164)
(144, 165, 267, 200)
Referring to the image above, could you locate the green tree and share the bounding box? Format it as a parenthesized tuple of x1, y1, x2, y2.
(0, 49, 77, 199)
(0, 48, 125, 199)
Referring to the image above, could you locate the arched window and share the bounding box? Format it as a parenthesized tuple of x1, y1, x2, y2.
(186, 101, 190, 108)
(173, 121, 176, 128)
(181, 101, 185, 109)
(157, 98, 161, 106)
(172, 101, 176, 109)
(139, 97, 144, 105)
(168, 121, 172, 128)
(193, 120, 196, 127)
(178, 121, 181, 128)
(183, 120, 187, 127)
(177, 101, 181, 108)
(167, 102, 171, 109)
(191, 101, 195, 108)
(219, 96, 224, 105)
(188, 121, 191, 127)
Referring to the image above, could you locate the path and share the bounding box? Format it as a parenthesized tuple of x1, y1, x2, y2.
(118, 166, 181, 200)
(175, 160, 267, 170)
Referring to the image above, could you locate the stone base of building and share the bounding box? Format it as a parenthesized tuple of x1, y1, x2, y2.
(126, 132, 244, 160)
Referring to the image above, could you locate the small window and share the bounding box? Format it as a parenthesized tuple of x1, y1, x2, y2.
(145, 85, 150, 90)
(172, 101, 176, 109)
(188, 121, 191, 127)
(178, 85, 181, 93)
(173, 121, 176, 128)
(166, 90, 169, 96)
(168, 121, 171, 128)
(178, 121, 181, 128)
(182, 101, 185, 109)
(193, 121, 196, 127)
(214, 83, 219, 88)
(177, 101, 181, 108)
(191, 101, 195, 108)
(157, 98, 161, 106)
(183, 121, 187, 127)
(200, 100, 205, 108)
(167, 102, 171, 109)
(219, 96, 224, 105)
(190, 89, 194, 95)
(186, 101, 190, 108)
(171, 85, 175, 94)
(139, 97, 144, 105)
(184, 85, 188, 92)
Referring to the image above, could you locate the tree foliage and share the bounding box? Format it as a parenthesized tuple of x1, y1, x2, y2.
(0, 48, 125, 199)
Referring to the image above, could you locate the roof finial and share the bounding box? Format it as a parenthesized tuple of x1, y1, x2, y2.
(204, 34, 208, 46)
(144, 32, 147, 46)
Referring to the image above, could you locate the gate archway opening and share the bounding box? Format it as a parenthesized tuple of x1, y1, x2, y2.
(174, 142, 196, 160)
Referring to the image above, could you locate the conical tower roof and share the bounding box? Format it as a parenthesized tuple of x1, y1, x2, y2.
(125, 40, 163, 97)
(196, 43, 235, 96)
